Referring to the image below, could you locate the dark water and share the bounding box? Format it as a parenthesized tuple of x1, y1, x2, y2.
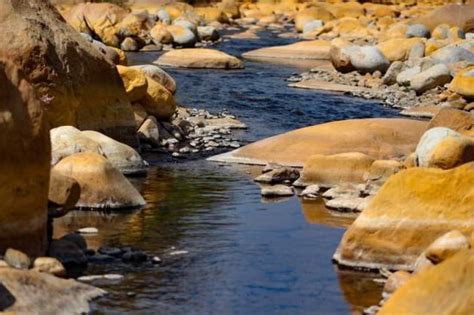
(55, 31, 398, 314)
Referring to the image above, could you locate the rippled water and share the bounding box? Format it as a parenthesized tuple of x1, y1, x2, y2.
(54, 30, 399, 314)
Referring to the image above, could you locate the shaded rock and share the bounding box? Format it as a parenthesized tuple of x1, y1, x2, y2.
(415, 127, 474, 169)
(157, 48, 244, 69)
(0, 59, 50, 256)
(295, 153, 374, 188)
(138, 116, 160, 147)
(254, 168, 300, 184)
(48, 239, 87, 266)
(330, 44, 354, 74)
(425, 230, 470, 264)
(410, 64, 451, 94)
(197, 26, 220, 41)
(378, 249, 474, 315)
(52, 152, 146, 209)
(261, 185, 294, 197)
(0, 268, 104, 313)
(49, 170, 81, 211)
(334, 163, 474, 270)
(4, 248, 31, 270)
(33, 257, 66, 277)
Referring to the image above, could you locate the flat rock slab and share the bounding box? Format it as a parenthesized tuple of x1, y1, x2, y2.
(399, 105, 441, 118)
(289, 79, 372, 94)
(208, 118, 427, 167)
(242, 40, 331, 60)
(155, 48, 244, 69)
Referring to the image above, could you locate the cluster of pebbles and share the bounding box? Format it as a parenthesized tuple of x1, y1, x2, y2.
(144, 107, 246, 159)
(288, 67, 443, 111)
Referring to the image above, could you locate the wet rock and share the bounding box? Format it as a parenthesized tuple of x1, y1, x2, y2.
(156, 48, 244, 69)
(415, 127, 474, 169)
(425, 230, 470, 264)
(261, 185, 294, 197)
(88, 254, 115, 263)
(142, 75, 177, 120)
(48, 239, 87, 266)
(0, 268, 105, 313)
(33, 257, 66, 277)
(98, 247, 123, 257)
(52, 152, 146, 209)
(4, 249, 31, 270)
(410, 64, 451, 94)
(254, 167, 300, 184)
(60, 233, 87, 252)
(299, 184, 321, 198)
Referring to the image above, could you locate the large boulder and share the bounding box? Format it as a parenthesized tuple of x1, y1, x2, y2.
(296, 153, 374, 187)
(449, 65, 474, 98)
(51, 126, 147, 175)
(242, 40, 331, 60)
(156, 48, 244, 69)
(167, 25, 197, 47)
(116, 65, 148, 103)
(1, 0, 137, 146)
(431, 46, 474, 65)
(209, 119, 427, 167)
(52, 152, 146, 209)
(0, 60, 50, 257)
(379, 249, 474, 315)
(0, 268, 105, 313)
(415, 127, 474, 169)
(142, 76, 177, 120)
(333, 162, 474, 270)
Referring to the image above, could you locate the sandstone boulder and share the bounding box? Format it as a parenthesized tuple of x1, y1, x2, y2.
(130, 65, 177, 95)
(209, 119, 427, 167)
(377, 38, 425, 62)
(116, 65, 148, 103)
(0, 60, 50, 257)
(242, 40, 331, 60)
(415, 127, 474, 169)
(379, 249, 474, 315)
(49, 170, 81, 211)
(333, 163, 474, 270)
(142, 76, 177, 120)
(449, 65, 474, 98)
(2, 0, 137, 146)
(156, 48, 244, 69)
(52, 152, 146, 209)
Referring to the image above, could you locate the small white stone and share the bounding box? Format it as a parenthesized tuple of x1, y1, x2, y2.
(169, 250, 188, 256)
(77, 227, 98, 234)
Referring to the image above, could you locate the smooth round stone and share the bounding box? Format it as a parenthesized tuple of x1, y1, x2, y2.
(4, 248, 31, 270)
(88, 254, 115, 263)
(98, 246, 123, 257)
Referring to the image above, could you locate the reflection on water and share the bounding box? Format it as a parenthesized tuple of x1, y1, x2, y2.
(54, 161, 383, 314)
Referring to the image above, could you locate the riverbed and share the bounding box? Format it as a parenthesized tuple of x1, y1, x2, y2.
(54, 30, 400, 314)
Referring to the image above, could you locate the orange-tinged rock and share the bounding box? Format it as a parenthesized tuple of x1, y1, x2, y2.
(334, 163, 474, 270)
(327, 2, 365, 19)
(156, 48, 243, 69)
(150, 23, 173, 45)
(412, 4, 474, 31)
(194, 7, 229, 24)
(379, 249, 474, 315)
(368, 159, 404, 179)
(209, 118, 427, 167)
(117, 65, 148, 103)
(296, 153, 374, 187)
(242, 40, 331, 60)
(142, 77, 177, 120)
(377, 38, 424, 62)
(427, 107, 474, 134)
(449, 65, 474, 99)
(425, 230, 470, 264)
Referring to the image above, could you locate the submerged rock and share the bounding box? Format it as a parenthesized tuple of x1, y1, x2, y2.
(52, 152, 146, 209)
(261, 185, 294, 197)
(0, 268, 104, 313)
(254, 167, 300, 184)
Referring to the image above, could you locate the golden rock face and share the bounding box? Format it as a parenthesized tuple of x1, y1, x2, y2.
(449, 66, 474, 99)
(0, 60, 50, 257)
(379, 249, 474, 315)
(142, 76, 177, 120)
(117, 66, 148, 103)
(377, 38, 425, 62)
(334, 163, 474, 270)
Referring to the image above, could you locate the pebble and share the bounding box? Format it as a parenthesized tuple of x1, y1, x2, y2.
(78, 274, 124, 282)
(169, 250, 189, 256)
(77, 227, 98, 234)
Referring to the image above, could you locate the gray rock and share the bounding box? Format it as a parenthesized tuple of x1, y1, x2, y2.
(407, 42, 425, 67)
(138, 116, 160, 147)
(303, 20, 323, 33)
(396, 66, 421, 86)
(348, 46, 390, 74)
(60, 233, 87, 252)
(406, 24, 430, 38)
(415, 127, 461, 167)
(157, 9, 171, 25)
(431, 46, 474, 64)
(4, 248, 30, 269)
(410, 64, 451, 93)
(120, 37, 139, 52)
(382, 61, 404, 85)
(325, 196, 371, 212)
(261, 185, 294, 197)
(197, 26, 220, 41)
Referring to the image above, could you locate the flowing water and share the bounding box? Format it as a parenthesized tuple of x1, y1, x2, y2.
(55, 30, 400, 314)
